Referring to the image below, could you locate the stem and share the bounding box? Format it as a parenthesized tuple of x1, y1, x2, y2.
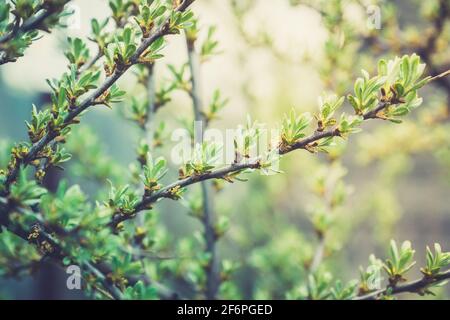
(1, 0, 197, 196)
(84, 261, 124, 300)
(186, 34, 219, 300)
(0, 0, 197, 299)
(110, 95, 441, 229)
(0, 202, 179, 299)
(355, 269, 450, 300)
(418, 0, 450, 115)
(0, 7, 53, 44)
(309, 236, 326, 274)
(362, 102, 389, 120)
(135, 64, 156, 229)
(0, 204, 124, 300)
(144, 64, 157, 142)
(0, 2, 71, 65)
(308, 161, 339, 274)
(78, 49, 104, 75)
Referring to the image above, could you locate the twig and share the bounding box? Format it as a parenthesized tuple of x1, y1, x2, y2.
(1, 0, 197, 195)
(355, 269, 450, 300)
(84, 261, 124, 300)
(0, 0, 197, 300)
(0, 203, 124, 299)
(309, 236, 326, 274)
(144, 64, 157, 140)
(186, 33, 219, 300)
(128, 63, 183, 300)
(428, 69, 450, 83)
(0, 202, 181, 299)
(0, 2, 71, 65)
(78, 49, 103, 75)
(0, 7, 53, 44)
(360, 0, 450, 115)
(308, 161, 339, 274)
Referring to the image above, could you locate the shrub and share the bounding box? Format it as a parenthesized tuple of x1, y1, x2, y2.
(0, 0, 449, 300)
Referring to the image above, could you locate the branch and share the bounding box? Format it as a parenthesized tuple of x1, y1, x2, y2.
(108, 61, 447, 228)
(417, 0, 450, 115)
(0, 202, 180, 300)
(0, 0, 197, 299)
(360, 0, 450, 115)
(0, 2, 71, 65)
(78, 49, 103, 75)
(307, 160, 340, 275)
(186, 32, 220, 300)
(309, 236, 326, 273)
(143, 64, 157, 140)
(110, 161, 261, 228)
(355, 269, 450, 300)
(0, 8, 54, 44)
(1, 0, 197, 195)
(107, 62, 448, 229)
(110, 121, 360, 228)
(0, 204, 124, 299)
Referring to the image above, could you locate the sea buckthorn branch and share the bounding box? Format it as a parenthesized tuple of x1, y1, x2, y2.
(288, 3, 450, 291)
(2, 27, 127, 299)
(120, 57, 181, 299)
(106, 122, 350, 230)
(0, 202, 125, 299)
(354, 241, 450, 300)
(0, 0, 197, 299)
(108, 54, 450, 229)
(109, 161, 261, 228)
(0, 2, 448, 300)
(289, 240, 450, 300)
(184, 20, 221, 300)
(0, 198, 130, 299)
(307, 160, 347, 275)
(356, 269, 450, 300)
(0, 0, 71, 65)
(360, 0, 450, 116)
(143, 64, 157, 140)
(0, 194, 181, 299)
(287, 155, 354, 300)
(76, 1, 150, 84)
(0, 0, 197, 196)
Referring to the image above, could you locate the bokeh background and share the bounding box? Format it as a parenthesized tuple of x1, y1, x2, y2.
(0, 0, 449, 299)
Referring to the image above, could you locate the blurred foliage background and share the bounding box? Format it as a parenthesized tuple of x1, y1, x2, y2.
(0, 0, 449, 299)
